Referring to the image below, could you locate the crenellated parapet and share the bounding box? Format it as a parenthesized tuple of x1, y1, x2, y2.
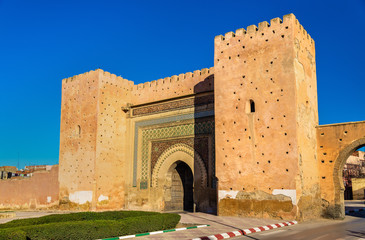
(62, 69, 134, 90)
(214, 14, 314, 65)
(62, 67, 214, 105)
(62, 69, 97, 85)
(132, 67, 213, 90)
(215, 14, 313, 44)
(131, 67, 214, 105)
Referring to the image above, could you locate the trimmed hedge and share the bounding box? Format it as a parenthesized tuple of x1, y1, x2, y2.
(0, 229, 27, 240)
(0, 212, 181, 240)
(0, 210, 159, 229)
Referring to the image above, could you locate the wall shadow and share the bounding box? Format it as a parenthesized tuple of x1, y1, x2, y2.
(192, 73, 217, 214)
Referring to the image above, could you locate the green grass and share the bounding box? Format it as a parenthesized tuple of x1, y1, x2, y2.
(0, 211, 181, 240)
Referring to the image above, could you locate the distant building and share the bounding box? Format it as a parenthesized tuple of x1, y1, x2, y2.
(0, 165, 59, 209)
(343, 151, 365, 199)
(0, 166, 18, 180)
(0, 166, 17, 172)
(0, 165, 53, 180)
(25, 165, 51, 172)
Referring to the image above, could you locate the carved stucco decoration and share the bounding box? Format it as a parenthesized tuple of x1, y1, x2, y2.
(151, 143, 207, 189)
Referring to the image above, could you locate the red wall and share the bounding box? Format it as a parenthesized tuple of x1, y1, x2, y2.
(0, 165, 59, 209)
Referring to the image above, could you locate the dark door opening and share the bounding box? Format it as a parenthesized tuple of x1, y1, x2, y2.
(175, 162, 194, 212)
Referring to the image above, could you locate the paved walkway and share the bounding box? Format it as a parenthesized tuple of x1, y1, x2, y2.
(140, 212, 283, 239)
(345, 199, 365, 208)
(345, 200, 365, 212)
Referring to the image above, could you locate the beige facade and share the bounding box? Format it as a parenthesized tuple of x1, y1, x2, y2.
(56, 13, 365, 221)
(352, 178, 365, 200)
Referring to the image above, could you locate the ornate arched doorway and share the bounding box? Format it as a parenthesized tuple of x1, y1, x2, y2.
(164, 161, 194, 211)
(151, 144, 207, 212)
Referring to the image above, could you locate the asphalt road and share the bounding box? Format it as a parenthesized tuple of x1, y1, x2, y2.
(234, 211, 365, 240)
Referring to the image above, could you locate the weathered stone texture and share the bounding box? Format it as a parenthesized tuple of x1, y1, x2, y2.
(0, 165, 59, 209)
(214, 14, 322, 220)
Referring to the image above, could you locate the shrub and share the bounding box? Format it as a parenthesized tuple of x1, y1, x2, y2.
(0, 229, 27, 240)
(0, 212, 181, 240)
(0, 210, 159, 229)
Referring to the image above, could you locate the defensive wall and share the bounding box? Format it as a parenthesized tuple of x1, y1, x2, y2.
(0, 165, 59, 209)
(59, 64, 215, 211)
(317, 121, 365, 218)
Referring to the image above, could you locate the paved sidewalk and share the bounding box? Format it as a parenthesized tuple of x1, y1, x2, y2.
(140, 212, 285, 239)
(345, 199, 365, 208)
(345, 200, 365, 214)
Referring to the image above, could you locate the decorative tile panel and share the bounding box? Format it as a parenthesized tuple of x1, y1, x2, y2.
(133, 110, 215, 189)
(150, 137, 210, 175)
(139, 120, 214, 189)
(132, 94, 214, 117)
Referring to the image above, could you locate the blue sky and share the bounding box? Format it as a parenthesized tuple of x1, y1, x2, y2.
(0, 0, 364, 167)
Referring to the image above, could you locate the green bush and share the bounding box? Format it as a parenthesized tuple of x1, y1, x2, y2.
(0, 229, 27, 240)
(0, 210, 159, 229)
(0, 212, 181, 240)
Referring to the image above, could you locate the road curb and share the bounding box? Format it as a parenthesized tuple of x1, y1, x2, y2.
(98, 224, 210, 240)
(190, 221, 298, 240)
(345, 208, 365, 214)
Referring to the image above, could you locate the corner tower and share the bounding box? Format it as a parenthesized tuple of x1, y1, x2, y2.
(214, 14, 320, 220)
(59, 69, 133, 210)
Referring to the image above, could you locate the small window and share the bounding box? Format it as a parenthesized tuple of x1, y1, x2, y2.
(250, 100, 255, 112)
(246, 99, 255, 113)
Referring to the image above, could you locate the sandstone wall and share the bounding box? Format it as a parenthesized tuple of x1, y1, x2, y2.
(59, 70, 133, 209)
(292, 14, 321, 220)
(0, 165, 59, 209)
(59, 67, 214, 210)
(94, 71, 132, 209)
(317, 121, 365, 218)
(59, 70, 100, 207)
(214, 13, 320, 220)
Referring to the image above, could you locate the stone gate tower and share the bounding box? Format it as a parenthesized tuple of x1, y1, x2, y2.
(59, 14, 324, 220)
(214, 14, 320, 220)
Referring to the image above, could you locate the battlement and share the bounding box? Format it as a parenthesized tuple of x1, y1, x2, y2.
(62, 69, 97, 84)
(132, 67, 214, 91)
(61, 66, 214, 107)
(214, 13, 314, 47)
(62, 67, 214, 92)
(131, 67, 214, 105)
(62, 69, 134, 88)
